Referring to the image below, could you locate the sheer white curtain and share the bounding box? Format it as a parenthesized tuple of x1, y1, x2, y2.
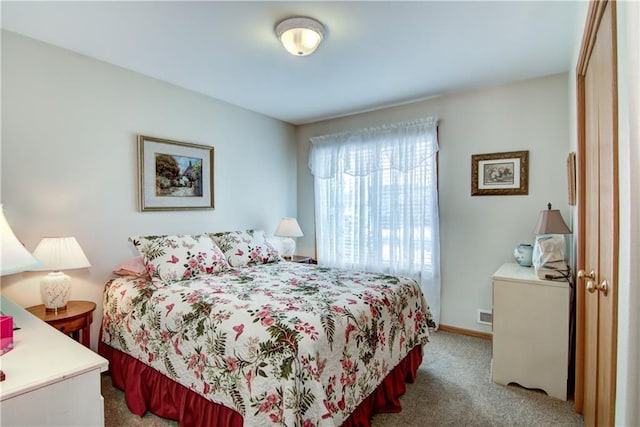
(309, 117, 441, 325)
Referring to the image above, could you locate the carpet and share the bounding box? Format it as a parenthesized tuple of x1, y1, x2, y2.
(102, 330, 583, 426)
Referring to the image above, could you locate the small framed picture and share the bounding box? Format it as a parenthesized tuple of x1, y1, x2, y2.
(138, 135, 214, 211)
(471, 150, 529, 196)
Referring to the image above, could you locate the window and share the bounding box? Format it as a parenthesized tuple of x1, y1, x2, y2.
(309, 117, 441, 325)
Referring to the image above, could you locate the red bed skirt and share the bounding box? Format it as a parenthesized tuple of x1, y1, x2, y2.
(99, 342, 423, 427)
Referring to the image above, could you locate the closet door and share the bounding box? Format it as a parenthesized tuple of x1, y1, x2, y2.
(576, 1, 619, 426)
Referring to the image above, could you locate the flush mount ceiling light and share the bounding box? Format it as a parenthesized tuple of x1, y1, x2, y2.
(275, 17, 325, 56)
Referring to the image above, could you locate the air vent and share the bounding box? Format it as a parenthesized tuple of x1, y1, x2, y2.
(477, 309, 493, 326)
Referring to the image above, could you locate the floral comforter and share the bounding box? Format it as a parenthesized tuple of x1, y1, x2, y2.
(101, 262, 434, 426)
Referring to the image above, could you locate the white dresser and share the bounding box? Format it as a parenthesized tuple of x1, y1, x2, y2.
(0, 295, 109, 426)
(491, 263, 570, 400)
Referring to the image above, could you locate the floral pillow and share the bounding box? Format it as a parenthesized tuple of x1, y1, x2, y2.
(129, 234, 230, 283)
(208, 229, 281, 267)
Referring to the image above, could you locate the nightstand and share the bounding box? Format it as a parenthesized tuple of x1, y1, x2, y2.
(491, 263, 570, 400)
(289, 255, 317, 264)
(26, 300, 96, 348)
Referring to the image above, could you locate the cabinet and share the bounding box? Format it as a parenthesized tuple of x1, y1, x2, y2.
(491, 263, 570, 400)
(0, 295, 108, 426)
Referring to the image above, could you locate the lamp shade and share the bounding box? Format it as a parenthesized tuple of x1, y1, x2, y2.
(532, 203, 571, 235)
(275, 17, 325, 56)
(274, 218, 304, 238)
(0, 205, 41, 276)
(31, 237, 91, 271)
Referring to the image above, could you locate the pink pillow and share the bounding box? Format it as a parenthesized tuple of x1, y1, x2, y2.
(113, 256, 150, 278)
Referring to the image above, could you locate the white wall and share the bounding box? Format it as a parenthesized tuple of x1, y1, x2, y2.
(297, 74, 570, 333)
(0, 31, 297, 348)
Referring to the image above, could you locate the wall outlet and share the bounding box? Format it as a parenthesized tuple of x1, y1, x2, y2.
(477, 309, 493, 326)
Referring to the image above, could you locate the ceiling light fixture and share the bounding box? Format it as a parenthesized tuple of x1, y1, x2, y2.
(275, 17, 325, 57)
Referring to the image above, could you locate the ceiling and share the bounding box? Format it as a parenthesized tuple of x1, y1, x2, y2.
(1, 1, 584, 125)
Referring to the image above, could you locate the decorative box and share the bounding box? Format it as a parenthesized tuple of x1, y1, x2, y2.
(0, 315, 14, 355)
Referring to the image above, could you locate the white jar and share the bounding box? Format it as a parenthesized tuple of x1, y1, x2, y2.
(513, 244, 533, 267)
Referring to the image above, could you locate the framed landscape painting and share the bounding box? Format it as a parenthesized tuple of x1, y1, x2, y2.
(138, 135, 214, 211)
(471, 150, 529, 196)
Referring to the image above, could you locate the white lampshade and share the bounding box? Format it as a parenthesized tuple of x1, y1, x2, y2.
(274, 218, 304, 238)
(31, 237, 90, 311)
(32, 237, 91, 271)
(275, 17, 325, 56)
(0, 205, 41, 276)
(274, 218, 303, 260)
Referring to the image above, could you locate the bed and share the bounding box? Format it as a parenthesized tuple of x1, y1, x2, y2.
(99, 231, 434, 426)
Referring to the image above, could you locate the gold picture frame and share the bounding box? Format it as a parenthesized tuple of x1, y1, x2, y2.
(567, 152, 576, 205)
(138, 135, 214, 211)
(471, 150, 529, 196)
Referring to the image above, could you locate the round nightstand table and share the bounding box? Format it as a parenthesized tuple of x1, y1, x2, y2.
(26, 300, 96, 348)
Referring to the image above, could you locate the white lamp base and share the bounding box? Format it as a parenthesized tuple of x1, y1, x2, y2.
(280, 237, 296, 260)
(40, 271, 71, 311)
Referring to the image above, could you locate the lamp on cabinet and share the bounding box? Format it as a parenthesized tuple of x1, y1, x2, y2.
(0, 204, 42, 375)
(532, 203, 572, 280)
(0, 205, 41, 276)
(32, 237, 91, 312)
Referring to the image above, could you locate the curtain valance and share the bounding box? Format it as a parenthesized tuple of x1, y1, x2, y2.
(308, 117, 439, 179)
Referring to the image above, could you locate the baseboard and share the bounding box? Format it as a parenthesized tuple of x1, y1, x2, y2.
(438, 324, 493, 341)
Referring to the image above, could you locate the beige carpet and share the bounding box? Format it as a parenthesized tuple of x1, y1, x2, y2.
(102, 330, 583, 426)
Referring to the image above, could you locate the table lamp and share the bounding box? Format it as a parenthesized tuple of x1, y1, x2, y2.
(1, 205, 41, 276)
(1, 204, 42, 379)
(274, 217, 303, 260)
(532, 203, 572, 280)
(31, 237, 91, 312)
